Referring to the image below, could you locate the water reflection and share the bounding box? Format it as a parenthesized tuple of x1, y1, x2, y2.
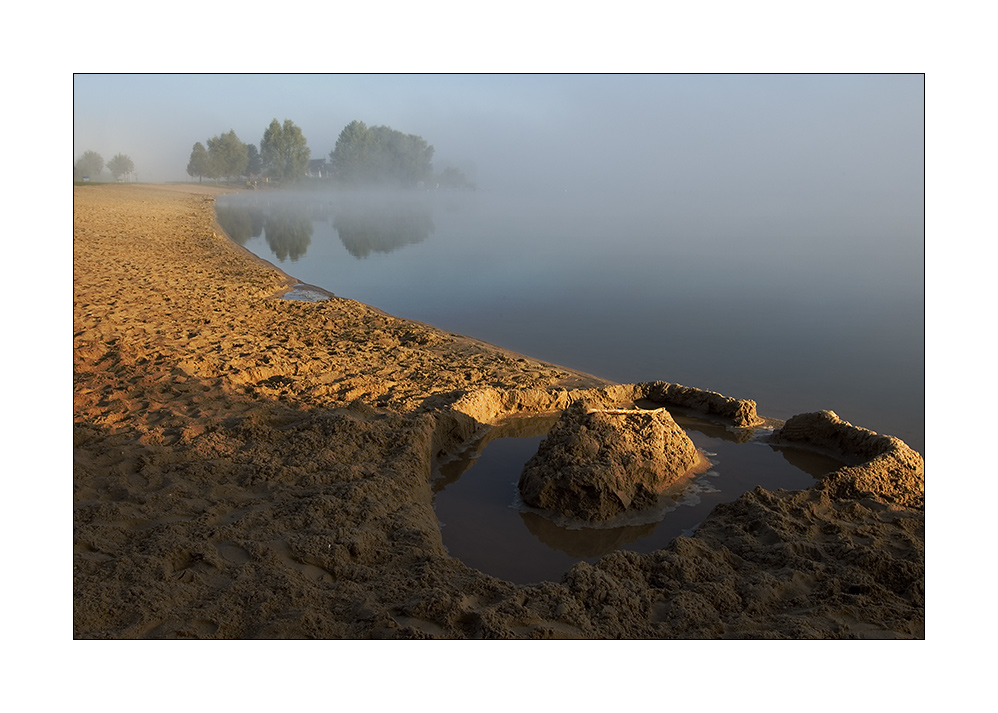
(215, 204, 264, 246)
(216, 193, 435, 262)
(432, 415, 559, 493)
(520, 511, 657, 558)
(333, 201, 434, 258)
(264, 211, 313, 262)
(666, 408, 758, 444)
(771, 443, 851, 477)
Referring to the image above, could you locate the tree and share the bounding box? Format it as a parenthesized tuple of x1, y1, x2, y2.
(436, 166, 475, 190)
(107, 153, 135, 182)
(187, 142, 210, 183)
(206, 130, 249, 180)
(260, 119, 311, 182)
(329, 121, 434, 187)
(74, 150, 104, 181)
(246, 144, 263, 177)
(329, 120, 374, 183)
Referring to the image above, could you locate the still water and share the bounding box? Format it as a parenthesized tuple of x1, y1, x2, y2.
(431, 412, 845, 584)
(216, 188, 924, 454)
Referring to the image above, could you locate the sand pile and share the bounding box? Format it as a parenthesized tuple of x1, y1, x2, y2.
(771, 410, 924, 509)
(519, 401, 706, 522)
(74, 184, 924, 639)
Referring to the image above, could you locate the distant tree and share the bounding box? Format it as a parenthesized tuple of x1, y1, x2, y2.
(260, 119, 311, 182)
(329, 120, 374, 183)
(436, 166, 475, 190)
(107, 153, 135, 182)
(246, 143, 263, 177)
(206, 130, 249, 180)
(187, 142, 210, 183)
(74, 150, 104, 181)
(329, 120, 434, 187)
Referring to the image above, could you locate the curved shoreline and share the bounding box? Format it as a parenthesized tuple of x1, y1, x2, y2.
(74, 184, 924, 639)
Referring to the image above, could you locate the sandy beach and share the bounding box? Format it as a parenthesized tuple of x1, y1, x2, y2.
(74, 184, 924, 638)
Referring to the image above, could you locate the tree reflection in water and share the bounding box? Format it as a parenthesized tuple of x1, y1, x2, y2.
(215, 193, 435, 262)
(264, 211, 313, 262)
(214, 204, 264, 246)
(333, 201, 434, 258)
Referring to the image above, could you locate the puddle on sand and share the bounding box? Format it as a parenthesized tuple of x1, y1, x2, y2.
(431, 412, 845, 585)
(281, 283, 332, 302)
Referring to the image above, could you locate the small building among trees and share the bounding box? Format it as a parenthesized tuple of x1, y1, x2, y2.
(307, 159, 330, 178)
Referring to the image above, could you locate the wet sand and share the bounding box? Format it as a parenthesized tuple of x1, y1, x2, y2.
(73, 184, 924, 638)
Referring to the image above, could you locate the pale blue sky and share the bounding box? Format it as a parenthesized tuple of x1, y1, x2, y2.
(74, 74, 924, 205)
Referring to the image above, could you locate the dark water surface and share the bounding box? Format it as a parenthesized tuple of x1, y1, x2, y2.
(217, 189, 924, 454)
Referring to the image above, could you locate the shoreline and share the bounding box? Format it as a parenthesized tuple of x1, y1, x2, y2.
(74, 184, 924, 638)
(212, 185, 615, 392)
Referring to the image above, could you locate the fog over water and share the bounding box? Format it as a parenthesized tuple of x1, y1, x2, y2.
(76, 74, 924, 451)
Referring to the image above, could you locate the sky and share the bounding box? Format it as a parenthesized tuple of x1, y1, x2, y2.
(73, 74, 924, 206)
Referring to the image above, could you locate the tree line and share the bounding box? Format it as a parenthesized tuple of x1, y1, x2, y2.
(187, 119, 310, 183)
(186, 118, 473, 189)
(73, 151, 135, 182)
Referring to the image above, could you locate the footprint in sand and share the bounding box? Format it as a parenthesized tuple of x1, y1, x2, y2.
(215, 541, 252, 565)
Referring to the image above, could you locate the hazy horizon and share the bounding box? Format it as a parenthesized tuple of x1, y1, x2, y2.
(73, 74, 923, 211)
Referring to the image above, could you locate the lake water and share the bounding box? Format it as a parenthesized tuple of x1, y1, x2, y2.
(216, 187, 923, 584)
(216, 188, 924, 454)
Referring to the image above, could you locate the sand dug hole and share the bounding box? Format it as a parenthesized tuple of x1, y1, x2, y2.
(431, 392, 848, 585)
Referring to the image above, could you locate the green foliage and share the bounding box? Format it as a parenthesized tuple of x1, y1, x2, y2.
(74, 150, 104, 181)
(206, 130, 249, 180)
(107, 153, 135, 181)
(436, 166, 475, 190)
(187, 142, 210, 182)
(260, 119, 311, 182)
(329, 120, 435, 188)
(246, 144, 263, 177)
(328, 120, 371, 183)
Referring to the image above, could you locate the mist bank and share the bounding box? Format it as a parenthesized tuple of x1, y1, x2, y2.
(76, 75, 923, 203)
(221, 180, 923, 264)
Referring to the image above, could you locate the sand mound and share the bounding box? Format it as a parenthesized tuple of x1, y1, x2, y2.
(642, 381, 762, 428)
(518, 401, 705, 522)
(770, 410, 924, 508)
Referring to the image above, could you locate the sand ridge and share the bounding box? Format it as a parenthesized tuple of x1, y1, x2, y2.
(73, 184, 923, 638)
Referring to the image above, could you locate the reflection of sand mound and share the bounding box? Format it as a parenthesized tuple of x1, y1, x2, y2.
(432, 415, 558, 492)
(518, 401, 705, 523)
(520, 510, 656, 558)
